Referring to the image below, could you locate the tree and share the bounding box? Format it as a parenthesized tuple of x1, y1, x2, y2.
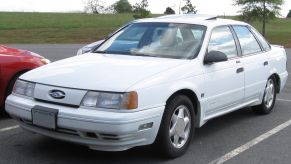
(113, 0, 132, 13)
(287, 10, 291, 18)
(181, 0, 197, 14)
(234, 0, 284, 36)
(164, 7, 175, 14)
(132, 0, 151, 19)
(84, 0, 105, 14)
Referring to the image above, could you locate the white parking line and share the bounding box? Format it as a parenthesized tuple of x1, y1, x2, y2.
(277, 98, 291, 103)
(0, 125, 19, 132)
(209, 118, 291, 164)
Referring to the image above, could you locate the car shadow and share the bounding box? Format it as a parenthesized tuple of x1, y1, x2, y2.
(0, 111, 10, 120)
(15, 107, 261, 164)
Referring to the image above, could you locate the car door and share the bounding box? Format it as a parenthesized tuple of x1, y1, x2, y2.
(202, 26, 244, 119)
(232, 25, 269, 104)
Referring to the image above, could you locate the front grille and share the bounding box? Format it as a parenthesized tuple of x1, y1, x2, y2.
(34, 98, 79, 108)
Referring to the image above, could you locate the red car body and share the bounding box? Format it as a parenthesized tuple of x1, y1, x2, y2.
(0, 45, 49, 109)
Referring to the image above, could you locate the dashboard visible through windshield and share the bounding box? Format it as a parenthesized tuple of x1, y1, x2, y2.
(95, 23, 206, 59)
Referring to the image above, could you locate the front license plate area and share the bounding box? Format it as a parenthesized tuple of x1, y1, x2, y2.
(32, 106, 58, 130)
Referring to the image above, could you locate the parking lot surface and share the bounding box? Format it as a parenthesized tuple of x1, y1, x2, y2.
(1, 45, 290, 164)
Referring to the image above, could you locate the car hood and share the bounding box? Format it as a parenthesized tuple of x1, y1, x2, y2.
(21, 53, 188, 92)
(0, 45, 27, 56)
(0, 45, 43, 58)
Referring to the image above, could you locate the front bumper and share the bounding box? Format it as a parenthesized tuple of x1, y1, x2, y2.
(5, 94, 164, 151)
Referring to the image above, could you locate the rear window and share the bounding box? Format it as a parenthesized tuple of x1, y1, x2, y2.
(250, 27, 271, 51)
(233, 26, 262, 56)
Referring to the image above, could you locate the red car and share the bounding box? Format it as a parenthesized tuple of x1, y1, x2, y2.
(0, 45, 50, 112)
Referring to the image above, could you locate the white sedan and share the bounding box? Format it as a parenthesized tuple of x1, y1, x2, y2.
(6, 15, 288, 158)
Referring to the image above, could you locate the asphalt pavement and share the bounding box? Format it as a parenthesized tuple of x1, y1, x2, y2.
(0, 45, 290, 164)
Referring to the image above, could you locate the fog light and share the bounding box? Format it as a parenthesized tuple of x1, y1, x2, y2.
(138, 122, 153, 131)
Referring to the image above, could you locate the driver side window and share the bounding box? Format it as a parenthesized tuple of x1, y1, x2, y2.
(208, 26, 238, 59)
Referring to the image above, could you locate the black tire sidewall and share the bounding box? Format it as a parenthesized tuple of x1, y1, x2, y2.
(2, 73, 23, 116)
(155, 95, 195, 158)
(254, 76, 277, 114)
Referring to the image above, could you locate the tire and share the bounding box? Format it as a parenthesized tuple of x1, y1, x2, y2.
(253, 76, 277, 114)
(154, 95, 195, 158)
(1, 72, 24, 116)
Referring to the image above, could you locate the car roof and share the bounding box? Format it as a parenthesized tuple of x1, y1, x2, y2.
(135, 14, 248, 27)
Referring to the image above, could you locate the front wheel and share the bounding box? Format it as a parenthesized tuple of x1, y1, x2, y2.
(253, 77, 277, 114)
(2, 73, 24, 116)
(154, 95, 195, 158)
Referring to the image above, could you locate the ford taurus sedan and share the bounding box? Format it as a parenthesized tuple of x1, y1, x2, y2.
(5, 15, 288, 158)
(0, 45, 50, 113)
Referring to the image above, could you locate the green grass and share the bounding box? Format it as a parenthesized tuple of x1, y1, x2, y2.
(227, 16, 291, 48)
(0, 12, 290, 47)
(0, 12, 135, 44)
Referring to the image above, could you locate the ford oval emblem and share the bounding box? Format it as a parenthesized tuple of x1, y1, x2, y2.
(49, 90, 66, 99)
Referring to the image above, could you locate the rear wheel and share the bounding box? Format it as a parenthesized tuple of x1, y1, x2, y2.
(253, 77, 277, 114)
(154, 95, 195, 158)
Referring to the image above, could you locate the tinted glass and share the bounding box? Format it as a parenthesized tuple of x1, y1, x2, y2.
(233, 26, 262, 55)
(208, 26, 237, 58)
(250, 27, 271, 51)
(96, 23, 206, 59)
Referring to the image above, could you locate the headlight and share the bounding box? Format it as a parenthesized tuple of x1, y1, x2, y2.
(13, 80, 36, 97)
(76, 49, 83, 56)
(40, 58, 51, 64)
(81, 91, 138, 110)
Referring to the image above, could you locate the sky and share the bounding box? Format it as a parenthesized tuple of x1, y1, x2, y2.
(0, 0, 290, 17)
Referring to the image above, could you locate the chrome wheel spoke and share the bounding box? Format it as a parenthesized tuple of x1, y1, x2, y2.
(171, 114, 178, 124)
(169, 126, 176, 137)
(264, 79, 275, 108)
(169, 105, 191, 149)
(184, 117, 190, 127)
(173, 135, 179, 145)
(181, 133, 187, 139)
(178, 107, 185, 118)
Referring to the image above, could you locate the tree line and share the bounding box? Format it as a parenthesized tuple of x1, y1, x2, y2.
(85, 0, 290, 37)
(84, 0, 197, 18)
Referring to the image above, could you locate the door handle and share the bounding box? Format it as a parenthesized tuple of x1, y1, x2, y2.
(236, 67, 244, 73)
(264, 61, 268, 66)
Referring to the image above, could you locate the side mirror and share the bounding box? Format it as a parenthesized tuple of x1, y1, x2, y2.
(204, 51, 228, 64)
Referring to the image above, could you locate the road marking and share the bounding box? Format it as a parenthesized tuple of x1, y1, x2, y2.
(0, 125, 19, 132)
(277, 98, 291, 103)
(209, 118, 291, 164)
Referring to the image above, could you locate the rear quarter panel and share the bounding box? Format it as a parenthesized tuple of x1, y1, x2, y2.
(268, 46, 288, 77)
(268, 46, 288, 92)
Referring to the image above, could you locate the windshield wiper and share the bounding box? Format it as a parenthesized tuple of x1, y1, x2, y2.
(131, 52, 156, 57)
(94, 50, 108, 54)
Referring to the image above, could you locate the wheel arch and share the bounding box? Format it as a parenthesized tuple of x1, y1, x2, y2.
(166, 89, 201, 128)
(269, 73, 281, 93)
(4, 69, 30, 97)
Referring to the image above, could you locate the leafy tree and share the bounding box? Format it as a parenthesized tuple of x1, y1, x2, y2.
(181, 0, 197, 14)
(113, 0, 132, 13)
(133, 0, 151, 19)
(234, 0, 284, 36)
(84, 0, 105, 14)
(287, 10, 291, 18)
(164, 7, 175, 14)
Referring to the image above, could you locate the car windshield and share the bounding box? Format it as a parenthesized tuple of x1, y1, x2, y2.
(95, 23, 206, 59)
